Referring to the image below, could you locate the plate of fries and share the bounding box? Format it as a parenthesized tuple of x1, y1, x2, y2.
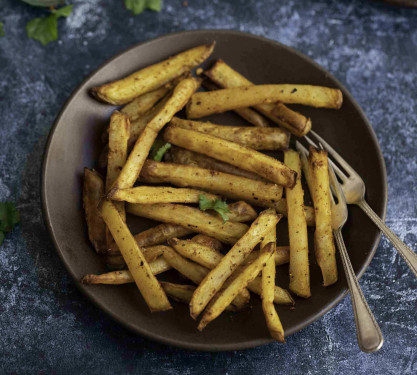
(42, 30, 387, 350)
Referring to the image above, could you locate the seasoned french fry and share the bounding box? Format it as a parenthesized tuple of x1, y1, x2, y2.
(109, 77, 200, 192)
(92, 43, 214, 105)
(121, 86, 171, 122)
(142, 245, 169, 263)
(309, 147, 338, 286)
(222, 201, 257, 222)
(198, 242, 275, 330)
(98, 200, 171, 311)
(202, 79, 269, 127)
(170, 146, 266, 182)
(191, 234, 223, 252)
(163, 127, 296, 187)
(127, 203, 248, 245)
(284, 150, 311, 298)
(190, 209, 280, 318)
(187, 84, 343, 119)
(168, 237, 223, 269)
(135, 223, 192, 247)
(261, 227, 285, 342)
(109, 186, 218, 204)
(244, 246, 290, 267)
(140, 160, 284, 207)
(246, 276, 294, 305)
(274, 198, 315, 226)
(83, 168, 106, 253)
(170, 117, 289, 150)
(204, 60, 311, 137)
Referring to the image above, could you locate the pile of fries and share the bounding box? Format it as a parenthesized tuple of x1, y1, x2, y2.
(82, 43, 343, 342)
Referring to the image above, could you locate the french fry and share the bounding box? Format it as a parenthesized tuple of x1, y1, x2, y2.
(284, 150, 311, 298)
(309, 147, 338, 286)
(109, 186, 219, 204)
(92, 43, 214, 105)
(244, 246, 290, 267)
(83, 168, 106, 253)
(105, 111, 130, 250)
(204, 60, 311, 137)
(190, 209, 280, 318)
(186, 84, 343, 119)
(221, 201, 257, 222)
(274, 198, 315, 227)
(140, 160, 284, 207)
(170, 146, 266, 182)
(121, 86, 171, 122)
(142, 245, 169, 263)
(191, 234, 223, 252)
(246, 276, 294, 305)
(109, 77, 200, 192)
(135, 223, 192, 247)
(202, 79, 269, 127)
(98, 200, 171, 311)
(198, 242, 275, 330)
(170, 117, 289, 150)
(261, 227, 285, 342)
(126, 203, 249, 245)
(163, 126, 296, 187)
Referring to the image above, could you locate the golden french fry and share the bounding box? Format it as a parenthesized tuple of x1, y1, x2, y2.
(163, 126, 296, 187)
(142, 245, 169, 263)
(191, 234, 223, 252)
(246, 276, 294, 305)
(190, 209, 280, 318)
(140, 160, 284, 207)
(109, 186, 218, 204)
(284, 150, 311, 298)
(170, 146, 266, 182)
(261, 227, 285, 342)
(198, 242, 275, 330)
(83, 168, 106, 253)
(244, 246, 290, 267)
(92, 43, 214, 105)
(187, 84, 343, 119)
(109, 77, 200, 192)
(309, 147, 338, 286)
(159, 282, 196, 304)
(202, 79, 269, 127)
(126, 203, 248, 245)
(204, 60, 311, 136)
(223, 201, 257, 222)
(98, 200, 171, 311)
(170, 117, 289, 150)
(274, 198, 315, 227)
(134, 223, 192, 247)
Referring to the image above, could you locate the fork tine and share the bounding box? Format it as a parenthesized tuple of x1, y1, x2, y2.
(328, 159, 347, 207)
(309, 130, 358, 177)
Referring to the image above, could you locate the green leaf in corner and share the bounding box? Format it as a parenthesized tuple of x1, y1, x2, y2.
(199, 195, 230, 223)
(52, 5, 73, 18)
(0, 22, 4, 37)
(124, 0, 162, 15)
(0, 201, 20, 246)
(26, 14, 58, 46)
(150, 140, 171, 162)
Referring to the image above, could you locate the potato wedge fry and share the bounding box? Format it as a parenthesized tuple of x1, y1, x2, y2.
(309, 147, 338, 286)
(187, 84, 343, 119)
(202, 79, 269, 127)
(170, 117, 289, 150)
(140, 160, 284, 207)
(284, 150, 311, 298)
(121, 86, 171, 122)
(83, 168, 106, 253)
(191, 234, 223, 252)
(261, 227, 285, 342)
(109, 186, 218, 204)
(198, 242, 275, 330)
(98, 200, 171, 311)
(92, 43, 214, 105)
(170, 146, 266, 182)
(127, 203, 248, 245)
(190, 209, 280, 318)
(204, 60, 311, 137)
(109, 77, 200, 192)
(163, 126, 296, 187)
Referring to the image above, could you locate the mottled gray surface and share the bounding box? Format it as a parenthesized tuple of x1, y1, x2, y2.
(0, 0, 416, 374)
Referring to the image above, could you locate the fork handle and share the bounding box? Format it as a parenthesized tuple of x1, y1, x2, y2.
(358, 199, 417, 278)
(334, 230, 384, 353)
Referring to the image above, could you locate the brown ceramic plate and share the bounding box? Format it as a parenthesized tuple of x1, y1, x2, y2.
(42, 30, 387, 351)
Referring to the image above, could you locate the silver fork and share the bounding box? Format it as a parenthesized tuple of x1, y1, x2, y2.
(297, 141, 384, 353)
(305, 130, 417, 278)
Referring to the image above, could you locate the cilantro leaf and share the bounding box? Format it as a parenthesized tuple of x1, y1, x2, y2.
(0, 22, 4, 37)
(199, 195, 230, 223)
(150, 140, 171, 161)
(52, 5, 73, 18)
(124, 0, 162, 15)
(0, 202, 20, 246)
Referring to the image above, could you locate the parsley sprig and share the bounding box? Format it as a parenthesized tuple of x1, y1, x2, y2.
(150, 140, 171, 162)
(199, 195, 230, 223)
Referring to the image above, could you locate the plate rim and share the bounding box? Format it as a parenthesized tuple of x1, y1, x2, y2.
(41, 29, 388, 351)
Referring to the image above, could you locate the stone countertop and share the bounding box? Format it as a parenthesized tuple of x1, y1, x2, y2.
(0, 0, 416, 374)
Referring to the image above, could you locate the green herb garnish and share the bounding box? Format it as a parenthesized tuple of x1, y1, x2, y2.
(0, 202, 20, 246)
(199, 195, 230, 223)
(150, 140, 171, 162)
(124, 0, 162, 15)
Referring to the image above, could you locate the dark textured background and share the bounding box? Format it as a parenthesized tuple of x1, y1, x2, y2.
(0, 0, 416, 374)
